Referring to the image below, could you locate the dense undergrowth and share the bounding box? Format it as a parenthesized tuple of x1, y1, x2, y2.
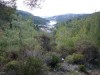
(0, 11, 100, 75)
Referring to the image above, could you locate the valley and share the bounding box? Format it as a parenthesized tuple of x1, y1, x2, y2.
(0, 1, 100, 75)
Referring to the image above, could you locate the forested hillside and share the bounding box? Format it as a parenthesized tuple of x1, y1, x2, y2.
(55, 12, 100, 47)
(47, 14, 88, 22)
(0, 0, 100, 75)
(17, 10, 49, 25)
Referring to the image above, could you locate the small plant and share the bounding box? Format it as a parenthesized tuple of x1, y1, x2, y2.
(21, 57, 43, 75)
(51, 55, 60, 68)
(79, 65, 86, 72)
(66, 53, 84, 64)
(45, 52, 60, 69)
(0, 56, 5, 64)
(5, 60, 19, 71)
(45, 53, 60, 69)
(65, 55, 73, 63)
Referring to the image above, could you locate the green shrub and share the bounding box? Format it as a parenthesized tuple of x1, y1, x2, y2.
(0, 38, 7, 55)
(78, 65, 86, 72)
(65, 55, 74, 63)
(5, 60, 19, 71)
(45, 53, 60, 69)
(75, 40, 100, 65)
(21, 57, 43, 75)
(0, 56, 5, 63)
(58, 46, 76, 55)
(66, 53, 84, 64)
(51, 55, 60, 68)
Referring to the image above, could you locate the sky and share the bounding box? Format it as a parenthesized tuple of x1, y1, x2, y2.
(16, 0, 100, 17)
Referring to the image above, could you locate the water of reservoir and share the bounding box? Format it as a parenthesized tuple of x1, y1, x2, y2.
(48, 20, 57, 28)
(40, 20, 57, 32)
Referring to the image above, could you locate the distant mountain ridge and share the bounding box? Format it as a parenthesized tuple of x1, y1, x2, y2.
(46, 14, 89, 22)
(16, 10, 49, 25)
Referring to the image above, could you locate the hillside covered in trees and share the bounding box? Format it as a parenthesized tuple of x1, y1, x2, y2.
(0, 0, 100, 75)
(46, 14, 88, 22)
(17, 10, 49, 25)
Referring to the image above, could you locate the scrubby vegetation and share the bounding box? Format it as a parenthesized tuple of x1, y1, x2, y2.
(0, 1, 100, 74)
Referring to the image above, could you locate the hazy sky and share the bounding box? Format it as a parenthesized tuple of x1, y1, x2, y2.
(17, 0, 100, 17)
